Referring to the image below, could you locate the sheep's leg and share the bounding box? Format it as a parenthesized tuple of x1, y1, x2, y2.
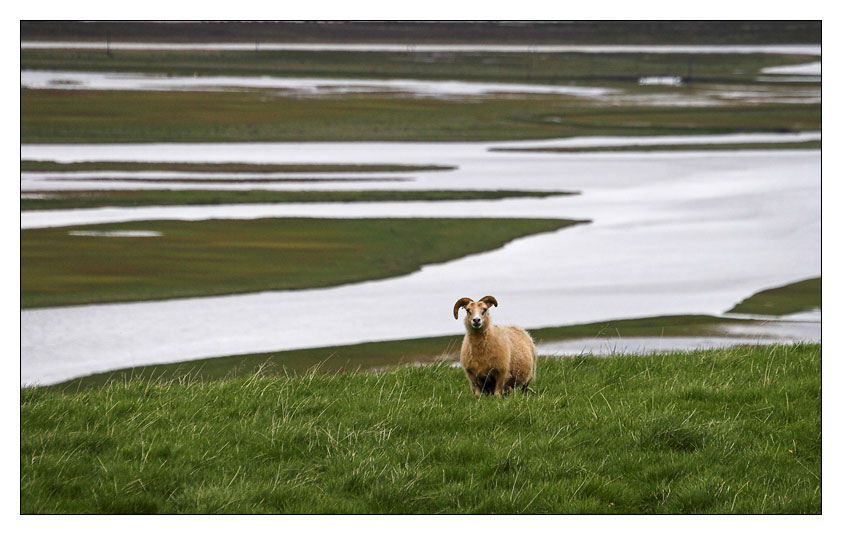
(465, 370, 482, 398)
(504, 375, 517, 395)
(494, 372, 511, 397)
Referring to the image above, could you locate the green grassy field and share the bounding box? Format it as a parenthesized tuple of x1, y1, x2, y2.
(21, 217, 583, 308)
(21, 344, 821, 514)
(21, 189, 572, 211)
(20, 48, 815, 84)
(21, 89, 821, 143)
(20, 21, 822, 515)
(728, 277, 821, 316)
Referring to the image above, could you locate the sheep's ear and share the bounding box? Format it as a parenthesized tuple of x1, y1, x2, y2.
(453, 297, 472, 319)
(479, 295, 498, 308)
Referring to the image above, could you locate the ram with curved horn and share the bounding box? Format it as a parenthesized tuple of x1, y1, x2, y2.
(452, 295, 536, 397)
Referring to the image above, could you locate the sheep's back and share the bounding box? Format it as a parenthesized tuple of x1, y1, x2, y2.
(501, 325, 537, 385)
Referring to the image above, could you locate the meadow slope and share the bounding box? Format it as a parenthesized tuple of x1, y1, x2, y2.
(21, 344, 821, 514)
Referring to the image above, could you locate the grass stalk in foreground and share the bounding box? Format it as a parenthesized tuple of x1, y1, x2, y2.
(21, 344, 821, 514)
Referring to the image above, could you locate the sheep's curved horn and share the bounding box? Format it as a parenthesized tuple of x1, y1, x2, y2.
(453, 297, 473, 319)
(479, 295, 498, 308)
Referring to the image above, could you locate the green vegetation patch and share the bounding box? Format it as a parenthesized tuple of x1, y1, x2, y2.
(21, 189, 573, 211)
(21, 89, 821, 143)
(51, 314, 753, 391)
(491, 140, 822, 153)
(21, 160, 453, 173)
(21, 217, 583, 308)
(21, 344, 821, 513)
(530, 314, 750, 341)
(21, 47, 816, 84)
(728, 277, 821, 316)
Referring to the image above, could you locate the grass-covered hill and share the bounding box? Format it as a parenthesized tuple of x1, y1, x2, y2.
(21, 344, 821, 514)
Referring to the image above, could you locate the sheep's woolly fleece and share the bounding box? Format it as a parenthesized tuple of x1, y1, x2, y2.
(454, 296, 537, 397)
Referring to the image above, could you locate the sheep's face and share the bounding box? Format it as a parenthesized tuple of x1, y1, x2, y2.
(453, 296, 498, 331)
(463, 301, 491, 331)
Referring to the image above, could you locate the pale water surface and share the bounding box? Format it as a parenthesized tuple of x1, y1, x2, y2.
(20, 132, 821, 198)
(761, 61, 822, 75)
(20, 70, 615, 98)
(21, 70, 820, 106)
(20, 137, 820, 385)
(536, 314, 820, 357)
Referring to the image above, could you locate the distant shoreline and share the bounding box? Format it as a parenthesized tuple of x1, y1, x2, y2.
(20, 20, 821, 46)
(20, 41, 822, 55)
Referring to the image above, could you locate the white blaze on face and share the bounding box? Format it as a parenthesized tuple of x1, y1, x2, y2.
(466, 303, 487, 329)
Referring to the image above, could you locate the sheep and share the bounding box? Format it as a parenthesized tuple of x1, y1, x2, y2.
(453, 296, 537, 397)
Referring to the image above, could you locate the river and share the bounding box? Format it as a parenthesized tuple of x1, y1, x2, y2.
(20, 136, 820, 385)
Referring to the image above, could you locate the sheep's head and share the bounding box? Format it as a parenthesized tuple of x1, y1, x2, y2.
(453, 296, 498, 331)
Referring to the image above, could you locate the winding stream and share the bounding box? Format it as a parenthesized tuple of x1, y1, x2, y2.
(20, 136, 820, 385)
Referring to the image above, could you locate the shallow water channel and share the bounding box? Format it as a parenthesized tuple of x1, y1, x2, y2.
(536, 313, 821, 357)
(20, 70, 615, 98)
(20, 69, 821, 107)
(20, 136, 821, 385)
